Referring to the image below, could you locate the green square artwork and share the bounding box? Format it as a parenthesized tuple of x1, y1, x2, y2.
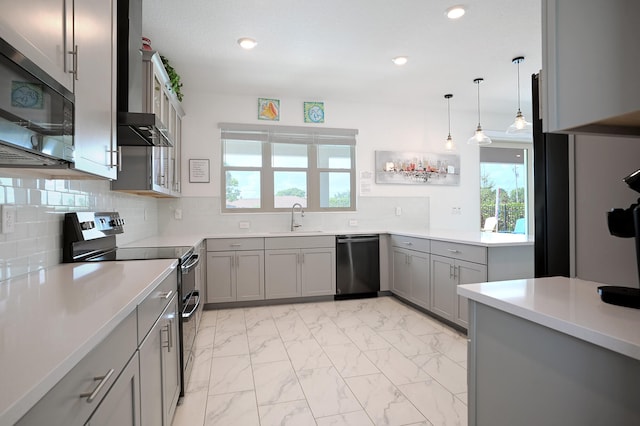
(304, 102, 324, 123)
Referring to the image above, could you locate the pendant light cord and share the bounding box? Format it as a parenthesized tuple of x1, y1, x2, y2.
(447, 97, 452, 136)
(476, 80, 481, 126)
(516, 59, 521, 112)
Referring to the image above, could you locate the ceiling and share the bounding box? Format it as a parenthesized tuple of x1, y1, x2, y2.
(142, 0, 542, 118)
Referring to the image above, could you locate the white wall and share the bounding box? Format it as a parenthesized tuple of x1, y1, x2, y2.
(574, 135, 640, 287)
(173, 89, 515, 234)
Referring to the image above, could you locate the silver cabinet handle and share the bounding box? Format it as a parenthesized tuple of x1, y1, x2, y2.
(158, 290, 173, 300)
(162, 321, 173, 352)
(403, 241, 413, 246)
(230, 243, 242, 247)
(68, 45, 78, 80)
(301, 253, 305, 264)
(449, 264, 454, 279)
(447, 249, 461, 253)
(80, 369, 115, 403)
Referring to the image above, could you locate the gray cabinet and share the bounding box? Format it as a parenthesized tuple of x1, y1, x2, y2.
(85, 352, 140, 426)
(431, 240, 488, 328)
(139, 293, 180, 426)
(206, 238, 265, 303)
(16, 312, 137, 426)
(72, 0, 118, 179)
(0, 0, 75, 91)
(391, 247, 430, 309)
(265, 236, 336, 299)
(390, 235, 431, 309)
(542, 0, 640, 135)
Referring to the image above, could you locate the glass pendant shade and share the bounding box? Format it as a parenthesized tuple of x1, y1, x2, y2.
(444, 94, 455, 151)
(468, 78, 492, 145)
(506, 56, 532, 134)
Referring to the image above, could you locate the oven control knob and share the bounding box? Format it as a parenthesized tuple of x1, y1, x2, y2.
(81, 221, 95, 230)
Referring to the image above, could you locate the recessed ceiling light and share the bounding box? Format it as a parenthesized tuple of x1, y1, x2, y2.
(446, 5, 466, 19)
(392, 56, 408, 66)
(237, 37, 258, 50)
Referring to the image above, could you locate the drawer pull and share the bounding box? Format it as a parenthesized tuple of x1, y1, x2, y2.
(158, 290, 173, 300)
(80, 368, 115, 403)
(403, 242, 413, 246)
(447, 249, 461, 254)
(230, 243, 242, 247)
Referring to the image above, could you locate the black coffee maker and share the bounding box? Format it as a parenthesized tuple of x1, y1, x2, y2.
(600, 168, 640, 308)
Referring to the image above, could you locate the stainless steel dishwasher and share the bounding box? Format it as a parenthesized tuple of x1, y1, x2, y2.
(335, 234, 380, 299)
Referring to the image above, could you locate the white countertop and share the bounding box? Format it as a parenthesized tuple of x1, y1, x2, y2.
(125, 229, 533, 249)
(0, 259, 178, 426)
(458, 277, 640, 361)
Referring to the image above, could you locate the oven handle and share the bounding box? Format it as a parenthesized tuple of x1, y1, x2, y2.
(182, 290, 200, 321)
(181, 254, 200, 274)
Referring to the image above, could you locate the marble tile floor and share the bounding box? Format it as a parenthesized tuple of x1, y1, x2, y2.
(172, 296, 468, 426)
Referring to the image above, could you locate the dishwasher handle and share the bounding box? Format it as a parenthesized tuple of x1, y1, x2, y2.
(336, 235, 379, 244)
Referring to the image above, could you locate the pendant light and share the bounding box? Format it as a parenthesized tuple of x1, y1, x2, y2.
(444, 94, 455, 151)
(506, 56, 532, 134)
(467, 78, 492, 145)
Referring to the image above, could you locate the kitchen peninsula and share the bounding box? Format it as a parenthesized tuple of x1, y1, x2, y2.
(459, 278, 640, 425)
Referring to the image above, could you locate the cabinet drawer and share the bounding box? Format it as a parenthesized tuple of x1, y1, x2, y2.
(390, 235, 430, 253)
(431, 240, 487, 264)
(265, 235, 335, 250)
(207, 238, 265, 251)
(138, 268, 178, 344)
(16, 311, 137, 426)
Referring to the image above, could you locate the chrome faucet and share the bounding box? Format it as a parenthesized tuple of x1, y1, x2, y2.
(291, 203, 304, 231)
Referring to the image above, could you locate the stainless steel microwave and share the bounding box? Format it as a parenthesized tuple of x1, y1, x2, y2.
(0, 37, 74, 167)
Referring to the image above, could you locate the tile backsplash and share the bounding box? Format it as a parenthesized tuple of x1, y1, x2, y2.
(0, 173, 159, 281)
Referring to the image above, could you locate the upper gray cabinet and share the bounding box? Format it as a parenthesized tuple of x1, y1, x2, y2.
(0, 0, 75, 92)
(542, 0, 640, 136)
(73, 0, 119, 179)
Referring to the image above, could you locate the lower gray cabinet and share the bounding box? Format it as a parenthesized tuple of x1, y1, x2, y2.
(85, 352, 140, 426)
(391, 246, 430, 309)
(431, 254, 487, 327)
(139, 293, 180, 426)
(206, 250, 265, 302)
(265, 236, 336, 299)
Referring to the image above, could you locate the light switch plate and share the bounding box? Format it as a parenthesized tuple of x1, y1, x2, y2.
(395, 207, 402, 216)
(174, 208, 183, 220)
(1, 205, 16, 234)
(239, 221, 250, 229)
(348, 219, 358, 227)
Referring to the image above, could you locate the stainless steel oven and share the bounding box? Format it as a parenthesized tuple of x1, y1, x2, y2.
(62, 211, 201, 400)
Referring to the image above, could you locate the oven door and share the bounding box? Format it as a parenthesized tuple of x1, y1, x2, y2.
(179, 252, 200, 396)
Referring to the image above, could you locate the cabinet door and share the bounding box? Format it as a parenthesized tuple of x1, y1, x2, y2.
(455, 260, 487, 328)
(430, 255, 455, 321)
(86, 352, 140, 426)
(206, 252, 236, 303)
(236, 250, 265, 301)
(391, 248, 412, 299)
(408, 250, 430, 309)
(162, 296, 180, 425)
(139, 313, 164, 426)
(301, 248, 336, 296)
(265, 249, 300, 299)
(73, 0, 117, 178)
(0, 0, 75, 91)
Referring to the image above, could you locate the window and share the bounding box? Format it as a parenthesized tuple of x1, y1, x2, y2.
(221, 123, 357, 212)
(480, 145, 531, 233)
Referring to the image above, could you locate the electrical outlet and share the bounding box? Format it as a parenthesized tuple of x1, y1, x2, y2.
(174, 208, 183, 220)
(1, 205, 16, 234)
(451, 207, 462, 215)
(395, 207, 402, 216)
(348, 219, 358, 227)
(239, 221, 250, 229)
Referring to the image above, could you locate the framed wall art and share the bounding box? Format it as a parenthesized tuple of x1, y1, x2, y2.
(189, 159, 210, 183)
(304, 101, 325, 123)
(375, 151, 460, 186)
(258, 98, 280, 121)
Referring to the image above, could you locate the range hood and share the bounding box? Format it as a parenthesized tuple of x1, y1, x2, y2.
(117, 0, 173, 147)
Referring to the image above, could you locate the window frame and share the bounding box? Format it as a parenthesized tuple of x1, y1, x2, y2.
(220, 123, 357, 213)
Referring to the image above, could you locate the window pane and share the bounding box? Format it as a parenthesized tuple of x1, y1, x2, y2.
(320, 172, 351, 208)
(318, 145, 352, 169)
(272, 143, 308, 168)
(274, 171, 307, 208)
(480, 147, 527, 233)
(223, 140, 262, 167)
(225, 170, 261, 208)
